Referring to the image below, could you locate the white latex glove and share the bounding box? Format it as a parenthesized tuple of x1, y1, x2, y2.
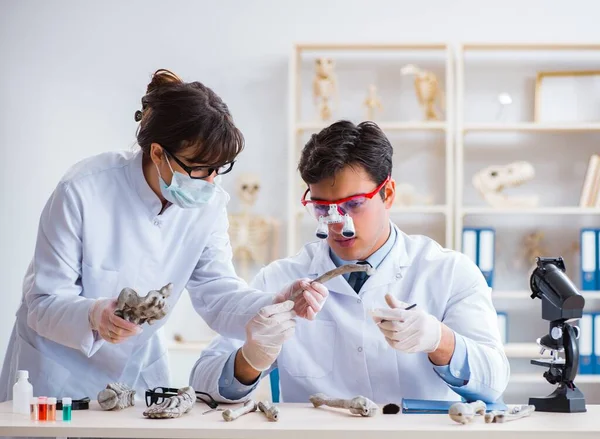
(370, 294, 442, 353)
(241, 300, 297, 371)
(273, 278, 328, 320)
(89, 298, 142, 344)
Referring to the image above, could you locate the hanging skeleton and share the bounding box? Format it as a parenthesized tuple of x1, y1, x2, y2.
(228, 173, 280, 281)
(400, 64, 444, 121)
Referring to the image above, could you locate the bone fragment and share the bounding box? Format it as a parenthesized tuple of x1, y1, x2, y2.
(114, 283, 172, 325)
(485, 405, 535, 423)
(98, 382, 136, 410)
(222, 400, 258, 422)
(143, 386, 195, 419)
(309, 393, 378, 417)
(290, 265, 376, 300)
(258, 400, 279, 421)
(448, 400, 486, 424)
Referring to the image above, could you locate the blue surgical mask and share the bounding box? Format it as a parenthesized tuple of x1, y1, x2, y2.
(156, 157, 216, 208)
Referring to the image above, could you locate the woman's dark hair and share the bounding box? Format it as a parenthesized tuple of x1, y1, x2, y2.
(136, 69, 243, 165)
(298, 120, 393, 198)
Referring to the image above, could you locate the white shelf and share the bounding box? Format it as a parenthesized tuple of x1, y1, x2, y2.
(461, 207, 600, 215)
(463, 122, 600, 133)
(296, 121, 447, 132)
(493, 291, 600, 300)
(391, 205, 448, 214)
(510, 373, 600, 384)
(503, 343, 550, 358)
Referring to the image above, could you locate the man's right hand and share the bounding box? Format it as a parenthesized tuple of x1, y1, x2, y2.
(240, 300, 296, 371)
(89, 298, 142, 343)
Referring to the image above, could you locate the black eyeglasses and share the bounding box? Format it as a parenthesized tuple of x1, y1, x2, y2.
(145, 387, 219, 409)
(165, 150, 235, 180)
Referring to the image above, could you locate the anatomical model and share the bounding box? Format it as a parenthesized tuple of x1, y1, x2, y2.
(363, 84, 383, 120)
(114, 283, 172, 325)
(313, 57, 338, 121)
(400, 64, 444, 121)
(228, 173, 280, 281)
(472, 161, 539, 209)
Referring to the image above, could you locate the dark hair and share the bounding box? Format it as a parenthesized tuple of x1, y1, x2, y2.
(298, 120, 393, 197)
(136, 69, 244, 165)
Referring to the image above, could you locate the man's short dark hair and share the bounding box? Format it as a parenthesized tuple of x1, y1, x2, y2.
(298, 120, 393, 197)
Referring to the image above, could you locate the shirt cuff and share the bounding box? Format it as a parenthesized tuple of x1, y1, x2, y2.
(432, 333, 470, 387)
(218, 350, 262, 400)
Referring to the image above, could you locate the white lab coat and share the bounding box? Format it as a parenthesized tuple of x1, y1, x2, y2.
(0, 150, 273, 403)
(191, 226, 510, 404)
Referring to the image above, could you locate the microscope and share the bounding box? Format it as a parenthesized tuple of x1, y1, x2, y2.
(528, 257, 586, 413)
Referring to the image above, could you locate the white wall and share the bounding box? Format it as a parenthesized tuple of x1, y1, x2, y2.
(0, 0, 597, 382)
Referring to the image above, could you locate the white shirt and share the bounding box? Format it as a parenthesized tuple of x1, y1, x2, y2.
(190, 226, 510, 404)
(0, 150, 273, 402)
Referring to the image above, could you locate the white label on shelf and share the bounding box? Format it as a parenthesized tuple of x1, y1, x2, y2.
(462, 230, 477, 263)
(582, 230, 596, 272)
(579, 314, 593, 356)
(479, 230, 494, 271)
(595, 314, 600, 358)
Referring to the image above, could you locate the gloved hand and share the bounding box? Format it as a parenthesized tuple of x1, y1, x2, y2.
(273, 278, 328, 320)
(241, 300, 296, 371)
(89, 298, 142, 344)
(371, 294, 442, 353)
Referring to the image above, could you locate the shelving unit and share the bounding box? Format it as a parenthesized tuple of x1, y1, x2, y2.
(288, 43, 454, 255)
(454, 43, 600, 399)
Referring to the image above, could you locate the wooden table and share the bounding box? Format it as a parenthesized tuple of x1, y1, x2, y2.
(0, 401, 599, 439)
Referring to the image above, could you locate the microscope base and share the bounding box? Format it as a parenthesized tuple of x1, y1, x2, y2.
(529, 384, 586, 413)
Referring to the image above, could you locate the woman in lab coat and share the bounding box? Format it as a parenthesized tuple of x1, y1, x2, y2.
(0, 69, 325, 403)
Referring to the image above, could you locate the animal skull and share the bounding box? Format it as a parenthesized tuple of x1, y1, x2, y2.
(472, 161, 539, 208)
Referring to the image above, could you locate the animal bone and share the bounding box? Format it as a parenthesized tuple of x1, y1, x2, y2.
(472, 161, 539, 209)
(98, 382, 136, 410)
(143, 386, 195, 419)
(114, 283, 172, 325)
(222, 400, 258, 422)
(400, 64, 444, 121)
(309, 393, 378, 417)
(289, 264, 376, 301)
(448, 400, 487, 424)
(485, 405, 535, 423)
(313, 57, 338, 121)
(258, 400, 279, 422)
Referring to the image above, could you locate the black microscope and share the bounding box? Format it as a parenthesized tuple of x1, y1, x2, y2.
(528, 257, 586, 413)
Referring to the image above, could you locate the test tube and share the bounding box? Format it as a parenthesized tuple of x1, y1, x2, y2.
(38, 397, 47, 421)
(47, 398, 56, 421)
(62, 397, 72, 422)
(29, 398, 38, 421)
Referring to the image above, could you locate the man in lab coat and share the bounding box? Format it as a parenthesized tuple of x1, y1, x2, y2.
(190, 120, 510, 404)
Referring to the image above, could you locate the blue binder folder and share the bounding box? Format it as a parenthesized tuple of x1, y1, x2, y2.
(579, 313, 594, 375)
(580, 229, 598, 290)
(401, 398, 508, 414)
(462, 227, 495, 288)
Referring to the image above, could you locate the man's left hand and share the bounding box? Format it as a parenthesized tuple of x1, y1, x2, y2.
(371, 294, 441, 353)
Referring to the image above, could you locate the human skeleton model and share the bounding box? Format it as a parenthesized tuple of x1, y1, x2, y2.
(313, 57, 338, 121)
(400, 64, 444, 121)
(363, 84, 383, 120)
(472, 161, 539, 208)
(143, 386, 195, 419)
(114, 283, 172, 325)
(98, 382, 136, 410)
(228, 173, 279, 281)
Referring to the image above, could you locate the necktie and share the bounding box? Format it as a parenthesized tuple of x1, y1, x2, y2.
(348, 261, 372, 293)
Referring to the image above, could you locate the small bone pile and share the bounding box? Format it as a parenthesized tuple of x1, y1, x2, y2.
(222, 399, 280, 422)
(448, 400, 535, 425)
(143, 386, 195, 419)
(114, 283, 173, 325)
(309, 393, 378, 417)
(98, 382, 136, 410)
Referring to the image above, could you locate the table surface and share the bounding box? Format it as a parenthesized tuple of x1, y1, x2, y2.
(0, 401, 599, 439)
